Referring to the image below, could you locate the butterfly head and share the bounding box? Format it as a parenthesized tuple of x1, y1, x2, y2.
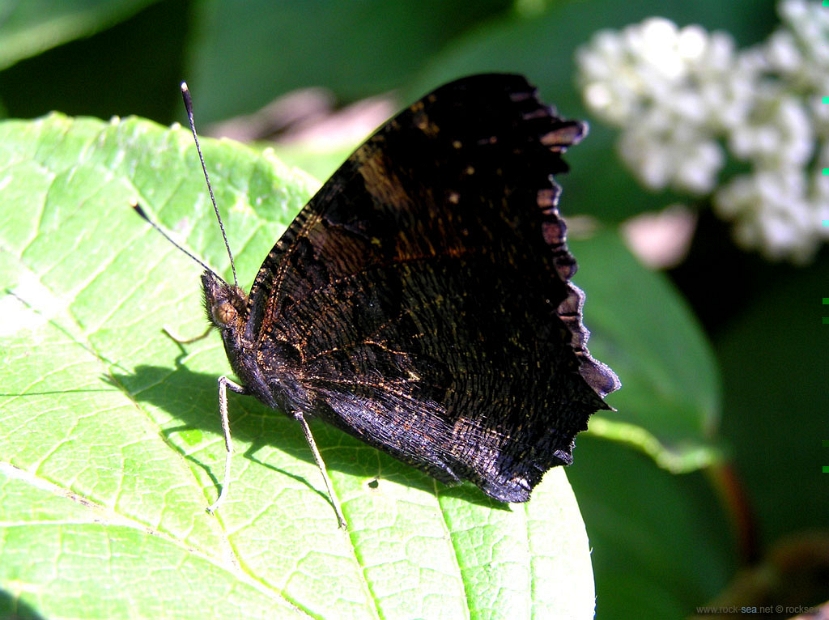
(202, 270, 248, 334)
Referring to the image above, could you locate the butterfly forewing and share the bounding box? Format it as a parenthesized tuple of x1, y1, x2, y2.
(233, 74, 619, 502)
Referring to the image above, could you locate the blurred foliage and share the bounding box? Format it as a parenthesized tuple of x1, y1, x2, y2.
(1, 0, 828, 618)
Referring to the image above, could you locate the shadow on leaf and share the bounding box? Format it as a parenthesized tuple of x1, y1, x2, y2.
(109, 362, 501, 510)
(0, 589, 46, 620)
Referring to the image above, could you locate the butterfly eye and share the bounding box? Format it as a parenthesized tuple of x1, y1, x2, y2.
(214, 301, 238, 327)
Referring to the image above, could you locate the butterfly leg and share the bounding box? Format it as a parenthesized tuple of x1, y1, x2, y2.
(206, 375, 247, 514)
(294, 411, 348, 530)
(163, 323, 213, 345)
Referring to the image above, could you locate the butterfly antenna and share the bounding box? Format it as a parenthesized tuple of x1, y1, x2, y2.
(131, 203, 218, 277)
(180, 81, 239, 288)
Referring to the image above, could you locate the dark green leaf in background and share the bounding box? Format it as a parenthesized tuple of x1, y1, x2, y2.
(187, 0, 513, 123)
(0, 0, 187, 122)
(0, 0, 159, 70)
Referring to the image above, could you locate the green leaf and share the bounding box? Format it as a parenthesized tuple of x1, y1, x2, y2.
(567, 437, 735, 616)
(0, 113, 596, 619)
(571, 231, 724, 473)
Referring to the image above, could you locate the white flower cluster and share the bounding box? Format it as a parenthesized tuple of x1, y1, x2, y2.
(576, 0, 829, 262)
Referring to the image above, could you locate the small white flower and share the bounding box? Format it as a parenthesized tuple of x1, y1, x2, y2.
(678, 25, 708, 63)
(729, 92, 814, 168)
(780, 0, 829, 72)
(677, 140, 725, 193)
(628, 18, 686, 81)
(715, 169, 817, 262)
(765, 30, 803, 75)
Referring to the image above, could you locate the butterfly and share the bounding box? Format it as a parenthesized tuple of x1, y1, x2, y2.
(141, 73, 620, 529)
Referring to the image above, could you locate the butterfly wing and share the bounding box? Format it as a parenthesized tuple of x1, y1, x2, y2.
(245, 74, 619, 502)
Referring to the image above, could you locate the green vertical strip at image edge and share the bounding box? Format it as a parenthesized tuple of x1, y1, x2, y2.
(824, 440, 829, 473)
(824, 97, 828, 176)
(824, 436, 829, 474)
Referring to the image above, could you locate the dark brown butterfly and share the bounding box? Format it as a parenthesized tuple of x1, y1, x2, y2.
(140, 73, 619, 529)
